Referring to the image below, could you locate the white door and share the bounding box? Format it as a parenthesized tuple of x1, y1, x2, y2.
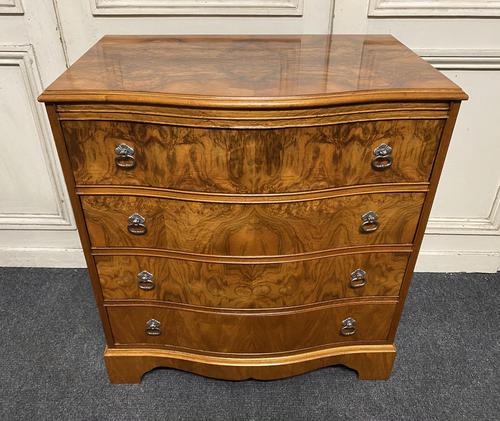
(0, 0, 81, 266)
(54, 0, 336, 64)
(1, 0, 498, 272)
(0, 0, 336, 267)
(332, 0, 500, 272)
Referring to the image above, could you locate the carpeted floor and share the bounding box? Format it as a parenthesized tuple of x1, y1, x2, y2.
(0, 268, 498, 421)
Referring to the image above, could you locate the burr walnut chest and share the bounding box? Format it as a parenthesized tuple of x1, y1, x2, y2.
(39, 35, 467, 383)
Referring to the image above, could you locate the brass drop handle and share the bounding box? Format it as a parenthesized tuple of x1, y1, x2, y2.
(128, 213, 147, 235)
(137, 270, 154, 291)
(341, 317, 357, 336)
(145, 319, 161, 336)
(360, 211, 379, 233)
(372, 143, 393, 170)
(115, 143, 136, 169)
(350, 268, 367, 288)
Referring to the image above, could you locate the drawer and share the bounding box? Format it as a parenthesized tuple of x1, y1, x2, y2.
(96, 252, 410, 308)
(106, 302, 396, 353)
(62, 119, 444, 193)
(82, 192, 425, 255)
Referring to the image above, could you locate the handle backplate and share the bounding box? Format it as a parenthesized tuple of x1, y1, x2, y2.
(360, 211, 379, 233)
(128, 213, 147, 235)
(115, 143, 136, 169)
(350, 268, 367, 288)
(341, 317, 357, 336)
(137, 270, 155, 291)
(146, 319, 161, 336)
(372, 143, 393, 170)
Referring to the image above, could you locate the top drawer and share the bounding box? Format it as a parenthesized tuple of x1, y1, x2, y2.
(62, 119, 444, 193)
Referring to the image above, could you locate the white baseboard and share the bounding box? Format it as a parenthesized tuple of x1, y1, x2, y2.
(1, 247, 498, 273)
(0, 247, 86, 268)
(415, 251, 500, 273)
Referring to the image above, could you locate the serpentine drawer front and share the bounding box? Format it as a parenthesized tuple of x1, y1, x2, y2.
(61, 119, 444, 192)
(105, 302, 397, 353)
(94, 252, 411, 307)
(80, 192, 425, 254)
(39, 34, 467, 383)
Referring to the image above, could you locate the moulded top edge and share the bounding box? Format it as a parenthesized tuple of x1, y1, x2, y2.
(38, 35, 468, 108)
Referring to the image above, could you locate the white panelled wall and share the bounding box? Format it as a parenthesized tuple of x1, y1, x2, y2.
(0, 0, 498, 271)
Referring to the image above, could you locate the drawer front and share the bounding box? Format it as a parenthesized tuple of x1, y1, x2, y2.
(96, 252, 409, 308)
(63, 119, 443, 193)
(106, 302, 396, 353)
(82, 192, 425, 255)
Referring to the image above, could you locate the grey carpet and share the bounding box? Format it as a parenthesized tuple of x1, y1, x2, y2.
(0, 268, 498, 421)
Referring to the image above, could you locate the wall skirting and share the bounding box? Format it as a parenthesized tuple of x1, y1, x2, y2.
(90, 0, 304, 16)
(0, 247, 86, 268)
(1, 246, 497, 272)
(416, 250, 500, 273)
(368, 0, 500, 17)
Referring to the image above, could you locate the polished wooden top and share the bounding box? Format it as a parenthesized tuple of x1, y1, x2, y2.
(39, 35, 467, 108)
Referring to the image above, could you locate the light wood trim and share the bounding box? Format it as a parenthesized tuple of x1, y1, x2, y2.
(103, 296, 398, 315)
(57, 101, 450, 117)
(91, 244, 414, 264)
(104, 344, 396, 382)
(39, 89, 467, 109)
(55, 101, 450, 129)
(56, 109, 449, 129)
(76, 183, 429, 204)
(105, 344, 395, 366)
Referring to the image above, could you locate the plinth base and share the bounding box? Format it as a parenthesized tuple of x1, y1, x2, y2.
(104, 344, 396, 384)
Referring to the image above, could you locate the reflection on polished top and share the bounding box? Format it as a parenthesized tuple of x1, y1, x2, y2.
(40, 35, 467, 107)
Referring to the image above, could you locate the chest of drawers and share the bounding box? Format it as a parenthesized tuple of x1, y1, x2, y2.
(39, 35, 467, 383)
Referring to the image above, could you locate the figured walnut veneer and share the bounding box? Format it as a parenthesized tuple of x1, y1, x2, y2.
(39, 35, 466, 107)
(39, 35, 466, 383)
(81, 192, 425, 255)
(62, 119, 444, 193)
(106, 301, 397, 353)
(95, 251, 410, 307)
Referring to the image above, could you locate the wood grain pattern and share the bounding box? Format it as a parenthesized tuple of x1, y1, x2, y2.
(104, 344, 397, 383)
(56, 104, 449, 129)
(81, 192, 425, 255)
(63, 119, 444, 193)
(106, 301, 397, 353)
(38, 35, 466, 383)
(95, 252, 410, 308)
(56, 100, 450, 124)
(39, 35, 467, 107)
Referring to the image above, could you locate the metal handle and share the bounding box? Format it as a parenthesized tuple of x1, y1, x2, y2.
(350, 268, 367, 288)
(372, 143, 393, 170)
(145, 319, 161, 336)
(115, 143, 136, 169)
(128, 213, 147, 235)
(341, 317, 357, 336)
(137, 270, 155, 291)
(360, 211, 379, 233)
